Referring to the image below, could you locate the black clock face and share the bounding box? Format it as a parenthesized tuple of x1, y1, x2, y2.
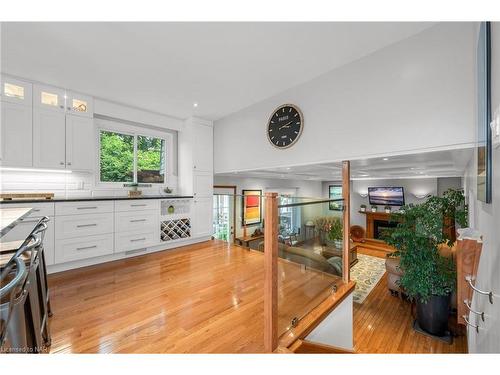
(267, 105, 303, 148)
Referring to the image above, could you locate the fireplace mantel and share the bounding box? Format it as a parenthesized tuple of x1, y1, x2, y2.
(359, 211, 394, 239)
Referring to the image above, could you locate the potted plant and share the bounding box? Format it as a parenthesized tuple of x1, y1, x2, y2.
(384, 205, 391, 213)
(385, 189, 467, 337)
(325, 218, 343, 248)
(360, 204, 367, 212)
(371, 205, 378, 212)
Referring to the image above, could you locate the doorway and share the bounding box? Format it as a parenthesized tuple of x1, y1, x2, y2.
(213, 185, 237, 243)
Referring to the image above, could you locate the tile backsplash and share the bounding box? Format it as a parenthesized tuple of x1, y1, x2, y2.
(0, 170, 178, 198)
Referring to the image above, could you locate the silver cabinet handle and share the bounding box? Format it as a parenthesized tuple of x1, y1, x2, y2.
(32, 209, 40, 212)
(130, 237, 146, 242)
(67, 106, 71, 111)
(60, 162, 65, 165)
(131, 204, 147, 207)
(67, 162, 72, 166)
(464, 299, 485, 322)
(59, 105, 64, 109)
(130, 219, 146, 222)
(76, 245, 97, 251)
(465, 275, 494, 304)
(462, 315, 479, 333)
(76, 223, 97, 228)
(77, 206, 97, 210)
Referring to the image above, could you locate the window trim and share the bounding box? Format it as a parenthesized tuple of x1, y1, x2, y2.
(95, 118, 173, 187)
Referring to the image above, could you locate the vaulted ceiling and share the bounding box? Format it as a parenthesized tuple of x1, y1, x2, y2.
(1, 22, 435, 120)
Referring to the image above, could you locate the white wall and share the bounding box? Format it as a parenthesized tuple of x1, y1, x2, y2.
(214, 23, 476, 174)
(465, 22, 500, 354)
(306, 293, 353, 350)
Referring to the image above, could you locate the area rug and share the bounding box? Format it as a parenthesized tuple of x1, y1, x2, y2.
(350, 254, 386, 304)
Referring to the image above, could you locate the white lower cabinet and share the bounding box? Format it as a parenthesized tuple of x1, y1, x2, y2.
(0, 197, 204, 271)
(115, 231, 157, 253)
(114, 210, 157, 233)
(55, 234, 114, 263)
(114, 206, 160, 253)
(55, 213, 114, 239)
(192, 198, 213, 237)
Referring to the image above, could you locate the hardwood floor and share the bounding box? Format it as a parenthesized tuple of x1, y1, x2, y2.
(353, 248, 467, 353)
(46, 240, 467, 353)
(47, 240, 338, 353)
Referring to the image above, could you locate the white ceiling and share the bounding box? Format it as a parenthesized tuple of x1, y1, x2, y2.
(1, 22, 435, 120)
(215, 148, 474, 181)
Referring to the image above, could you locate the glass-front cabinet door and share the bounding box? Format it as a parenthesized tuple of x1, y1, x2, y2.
(33, 84, 66, 112)
(66, 91, 93, 118)
(0, 76, 32, 106)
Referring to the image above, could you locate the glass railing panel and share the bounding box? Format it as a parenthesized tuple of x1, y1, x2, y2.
(276, 196, 346, 336)
(211, 193, 348, 339)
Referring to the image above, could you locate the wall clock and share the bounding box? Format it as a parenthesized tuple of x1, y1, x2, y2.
(267, 104, 303, 149)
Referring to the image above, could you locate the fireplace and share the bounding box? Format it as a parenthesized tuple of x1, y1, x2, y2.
(373, 219, 398, 239)
(360, 211, 398, 240)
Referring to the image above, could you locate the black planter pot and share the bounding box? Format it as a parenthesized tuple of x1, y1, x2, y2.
(416, 294, 450, 337)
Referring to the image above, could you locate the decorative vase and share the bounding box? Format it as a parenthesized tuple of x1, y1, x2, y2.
(371, 207, 377, 212)
(360, 207, 366, 212)
(334, 239, 342, 248)
(385, 209, 391, 214)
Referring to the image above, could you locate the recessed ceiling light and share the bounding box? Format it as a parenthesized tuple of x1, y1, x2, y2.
(286, 167, 291, 170)
(382, 157, 389, 161)
(193, 102, 198, 108)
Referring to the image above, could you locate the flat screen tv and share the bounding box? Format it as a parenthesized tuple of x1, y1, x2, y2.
(368, 187, 405, 206)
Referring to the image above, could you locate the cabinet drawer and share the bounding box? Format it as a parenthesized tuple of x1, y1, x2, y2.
(114, 210, 158, 233)
(55, 234, 113, 263)
(55, 201, 114, 216)
(55, 213, 113, 239)
(114, 231, 157, 253)
(1, 202, 55, 218)
(114, 199, 159, 212)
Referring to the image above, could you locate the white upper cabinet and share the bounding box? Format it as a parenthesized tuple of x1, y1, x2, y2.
(65, 114, 94, 171)
(33, 108, 66, 169)
(0, 76, 32, 106)
(0, 101, 33, 167)
(66, 91, 93, 118)
(34, 84, 66, 113)
(193, 122, 213, 172)
(0, 76, 33, 167)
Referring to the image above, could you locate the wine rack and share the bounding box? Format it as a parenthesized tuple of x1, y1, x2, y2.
(161, 218, 191, 242)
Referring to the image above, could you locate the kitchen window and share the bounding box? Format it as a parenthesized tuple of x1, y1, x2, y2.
(99, 129, 167, 184)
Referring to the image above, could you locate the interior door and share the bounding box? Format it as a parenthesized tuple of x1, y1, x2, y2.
(213, 187, 236, 243)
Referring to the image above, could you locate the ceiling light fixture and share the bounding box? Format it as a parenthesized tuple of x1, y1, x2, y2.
(382, 157, 389, 161)
(359, 192, 368, 198)
(193, 102, 198, 108)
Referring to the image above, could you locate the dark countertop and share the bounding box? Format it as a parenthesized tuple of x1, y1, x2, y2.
(0, 195, 193, 204)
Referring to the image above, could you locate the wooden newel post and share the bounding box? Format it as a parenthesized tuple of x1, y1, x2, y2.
(342, 161, 351, 284)
(264, 192, 278, 352)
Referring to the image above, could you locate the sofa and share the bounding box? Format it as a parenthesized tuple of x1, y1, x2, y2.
(258, 242, 342, 276)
